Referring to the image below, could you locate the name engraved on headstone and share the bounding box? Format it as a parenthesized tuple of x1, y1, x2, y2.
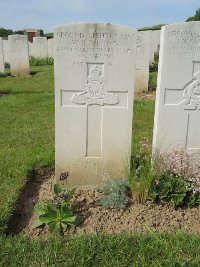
(168, 30, 200, 57)
(56, 31, 135, 59)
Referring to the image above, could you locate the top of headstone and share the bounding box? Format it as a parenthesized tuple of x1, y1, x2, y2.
(54, 22, 137, 31)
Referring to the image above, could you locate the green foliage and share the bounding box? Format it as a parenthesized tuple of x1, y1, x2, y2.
(0, 65, 54, 233)
(29, 57, 54, 66)
(149, 172, 200, 207)
(0, 72, 7, 78)
(129, 140, 153, 203)
(34, 183, 80, 235)
(149, 72, 157, 90)
(186, 8, 200, 22)
(4, 62, 10, 68)
(0, 27, 13, 37)
(98, 179, 130, 208)
(1, 233, 200, 266)
(139, 24, 165, 31)
(149, 53, 159, 73)
(44, 33, 53, 39)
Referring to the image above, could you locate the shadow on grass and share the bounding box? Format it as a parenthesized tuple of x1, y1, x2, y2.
(6, 167, 54, 235)
(0, 89, 50, 96)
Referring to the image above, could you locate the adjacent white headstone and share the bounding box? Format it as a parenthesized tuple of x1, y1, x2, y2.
(47, 38, 54, 58)
(31, 37, 48, 58)
(3, 39, 10, 64)
(0, 37, 5, 73)
(54, 23, 137, 187)
(8, 35, 30, 76)
(149, 30, 161, 64)
(153, 22, 200, 154)
(135, 31, 150, 92)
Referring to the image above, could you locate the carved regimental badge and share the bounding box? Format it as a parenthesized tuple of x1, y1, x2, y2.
(71, 63, 119, 105)
(164, 63, 200, 110)
(182, 71, 200, 110)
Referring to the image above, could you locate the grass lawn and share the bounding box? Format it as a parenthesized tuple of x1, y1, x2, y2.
(0, 65, 199, 266)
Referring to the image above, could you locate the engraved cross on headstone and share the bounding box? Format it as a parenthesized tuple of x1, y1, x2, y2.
(164, 61, 200, 151)
(61, 63, 128, 157)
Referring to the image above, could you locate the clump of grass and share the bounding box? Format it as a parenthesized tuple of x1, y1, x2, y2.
(29, 57, 54, 66)
(129, 138, 153, 204)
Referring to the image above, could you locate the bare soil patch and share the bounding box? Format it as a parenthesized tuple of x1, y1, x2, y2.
(135, 90, 156, 100)
(7, 167, 200, 236)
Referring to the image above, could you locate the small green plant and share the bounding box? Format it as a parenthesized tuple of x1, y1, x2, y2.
(149, 172, 189, 206)
(149, 53, 159, 73)
(129, 139, 153, 204)
(98, 179, 130, 209)
(29, 57, 54, 66)
(150, 147, 200, 207)
(149, 172, 200, 207)
(4, 62, 10, 68)
(0, 72, 7, 78)
(34, 172, 80, 235)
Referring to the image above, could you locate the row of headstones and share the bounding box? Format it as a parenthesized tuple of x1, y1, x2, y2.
(0, 31, 160, 91)
(0, 36, 54, 76)
(54, 22, 200, 187)
(1, 36, 54, 63)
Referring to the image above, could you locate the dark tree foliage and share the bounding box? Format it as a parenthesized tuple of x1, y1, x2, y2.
(186, 8, 200, 22)
(0, 27, 13, 37)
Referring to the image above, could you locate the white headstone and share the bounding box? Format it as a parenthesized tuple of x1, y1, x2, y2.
(3, 39, 10, 63)
(153, 22, 200, 154)
(149, 30, 161, 64)
(47, 38, 54, 58)
(0, 37, 5, 73)
(54, 23, 137, 187)
(32, 37, 48, 58)
(135, 31, 150, 92)
(8, 35, 30, 76)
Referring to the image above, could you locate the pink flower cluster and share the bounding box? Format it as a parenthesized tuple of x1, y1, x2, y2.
(154, 146, 200, 194)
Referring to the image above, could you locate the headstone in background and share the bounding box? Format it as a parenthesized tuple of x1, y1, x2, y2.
(0, 37, 5, 73)
(54, 23, 137, 187)
(47, 38, 54, 58)
(149, 30, 161, 64)
(8, 34, 30, 76)
(135, 31, 151, 92)
(153, 22, 200, 154)
(3, 39, 10, 64)
(31, 37, 48, 58)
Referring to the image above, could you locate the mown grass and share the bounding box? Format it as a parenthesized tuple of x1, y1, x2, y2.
(0, 66, 54, 232)
(1, 233, 200, 266)
(0, 66, 200, 266)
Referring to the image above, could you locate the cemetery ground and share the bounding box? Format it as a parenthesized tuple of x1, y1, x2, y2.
(0, 65, 200, 266)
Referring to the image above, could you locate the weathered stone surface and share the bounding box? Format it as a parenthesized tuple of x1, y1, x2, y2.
(8, 34, 30, 76)
(54, 23, 137, 187)
(0, 37, 5, 73)
(31, 37, 48, 58)
(153, 22, 200, 154)
(3, 39, 10, 63)
(47, 38, 54, 58)
(135, 31, 150, 92)
(149, 30, 161, 64)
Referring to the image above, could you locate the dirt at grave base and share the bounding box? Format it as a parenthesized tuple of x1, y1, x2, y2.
(8, 167, 200, 237)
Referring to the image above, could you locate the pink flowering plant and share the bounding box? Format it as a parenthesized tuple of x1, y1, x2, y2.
(149, 147, 200, 207)
(34, 172, 80, 235)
